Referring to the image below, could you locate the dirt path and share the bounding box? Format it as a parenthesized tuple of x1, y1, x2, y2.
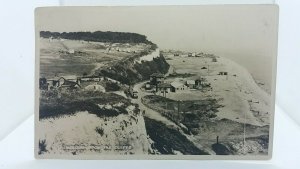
(132, 81, 177, 127)
(90, 63, 104, 76)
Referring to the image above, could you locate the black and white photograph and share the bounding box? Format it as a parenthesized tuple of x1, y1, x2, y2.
(35, 5, 278, 159)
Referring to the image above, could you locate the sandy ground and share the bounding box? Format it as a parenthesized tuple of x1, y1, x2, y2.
(166, 56, 271, 126)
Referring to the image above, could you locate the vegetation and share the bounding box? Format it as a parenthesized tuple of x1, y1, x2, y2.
(39, 90, 130, 119)
(38, 139, 48, 155)
(167, 73, 195, 78)
(142, 95, 221, 133)
(95, 127, 105, 136)
(40, 31, 155, 44)
(212, 143, 231, 155)
(144, 117, 209, 155)
(104, 81, 121, 92)
(98, 56, 170, 85)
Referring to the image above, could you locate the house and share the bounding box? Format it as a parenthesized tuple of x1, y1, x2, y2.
(195, 78, 203, 86)
(156, 83, 172, 93)
(79, 76, 102, 82)
(63, 75, 79, 83)
(129, 89, 138, 98)
(145, 82, 152, 90)
(68, 49, 75, 54)
(219, 71, 228, 75)
(60, 79, 81, 89)
(150, 73, 165, 85)
(39, 77, 48, 90)
(171, 81, 188, 92)
(46, 76, 81, 90)
(185, 80, 196, 89)
(46, 77, 62, 89)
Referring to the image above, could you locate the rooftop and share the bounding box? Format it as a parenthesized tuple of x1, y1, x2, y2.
(186, 80, 196, 85)
(157, 83, 172, 88)
(171, 81, 185, 88)
(150, 73, 164, 78)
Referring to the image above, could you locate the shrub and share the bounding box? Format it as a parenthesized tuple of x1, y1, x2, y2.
(95, 127, 104, 136)
(38, 139, 48, 155)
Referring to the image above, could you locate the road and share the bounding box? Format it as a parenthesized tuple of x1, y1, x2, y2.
(131, 81, 178, 127)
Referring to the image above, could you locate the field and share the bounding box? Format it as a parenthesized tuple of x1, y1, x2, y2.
(39, 38, 151, 78)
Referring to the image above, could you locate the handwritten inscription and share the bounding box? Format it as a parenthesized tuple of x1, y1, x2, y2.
(62, 144, 133, 151)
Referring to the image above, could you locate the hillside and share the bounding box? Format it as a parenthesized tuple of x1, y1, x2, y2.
(97, 54, 170, 85)
(40, 31, 156, 45)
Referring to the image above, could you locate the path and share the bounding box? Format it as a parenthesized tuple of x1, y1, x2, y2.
(131, 81, 177, 127)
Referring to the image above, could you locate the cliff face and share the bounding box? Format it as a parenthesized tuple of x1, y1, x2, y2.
(97, 54, 170, 85)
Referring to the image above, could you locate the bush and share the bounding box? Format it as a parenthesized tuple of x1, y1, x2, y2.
(105, 82, 121, 92)
(38, 139, 48, 155)
(95, 127, 104, 136)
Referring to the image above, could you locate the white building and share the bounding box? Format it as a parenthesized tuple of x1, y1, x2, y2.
(171, 81, 188, 92)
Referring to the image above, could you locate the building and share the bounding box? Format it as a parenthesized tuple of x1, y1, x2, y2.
(39, 77, 48, 90)
(150, 73, 165, 85)
(46, 76, 81, 90)
(185, 80, 196, 89)
(129, 88, 138, 98)
(60, 79, 81, 89)
(156, 83, 172, 93)
(188, 52, 196, 57)
(171, 81, 188, 92)
(145, 82, 152, 90)
(68, 49, 75, 54)
(63, 75, 79, 83)
(79, 76, 102, 82)
(219, 71, 228, 75)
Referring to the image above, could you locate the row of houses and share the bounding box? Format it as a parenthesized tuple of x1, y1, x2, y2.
(156, 80, 204, 93)
(148, 73, 208, 93)
(39, 75, 104, 91)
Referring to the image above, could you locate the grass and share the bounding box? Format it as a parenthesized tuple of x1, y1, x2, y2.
(212, 143, 231, 155)
(39, 90, 130, 119)
(144, 117, 209, 155)
(142, 95, 221, 132)
(40, 63, 95, 78)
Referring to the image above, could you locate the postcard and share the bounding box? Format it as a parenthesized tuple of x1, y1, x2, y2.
(35, 5, 278, 160)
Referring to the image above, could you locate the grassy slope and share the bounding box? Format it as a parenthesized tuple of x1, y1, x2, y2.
(39, 90, 131, 119)
(144, 117, 209, 155)
(98, 55, 170, 85)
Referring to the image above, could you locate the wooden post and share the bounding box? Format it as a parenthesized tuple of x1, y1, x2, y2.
(217, 136, 219, 144)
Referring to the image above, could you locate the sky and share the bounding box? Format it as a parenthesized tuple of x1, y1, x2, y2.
(36, 5, 278, 86)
